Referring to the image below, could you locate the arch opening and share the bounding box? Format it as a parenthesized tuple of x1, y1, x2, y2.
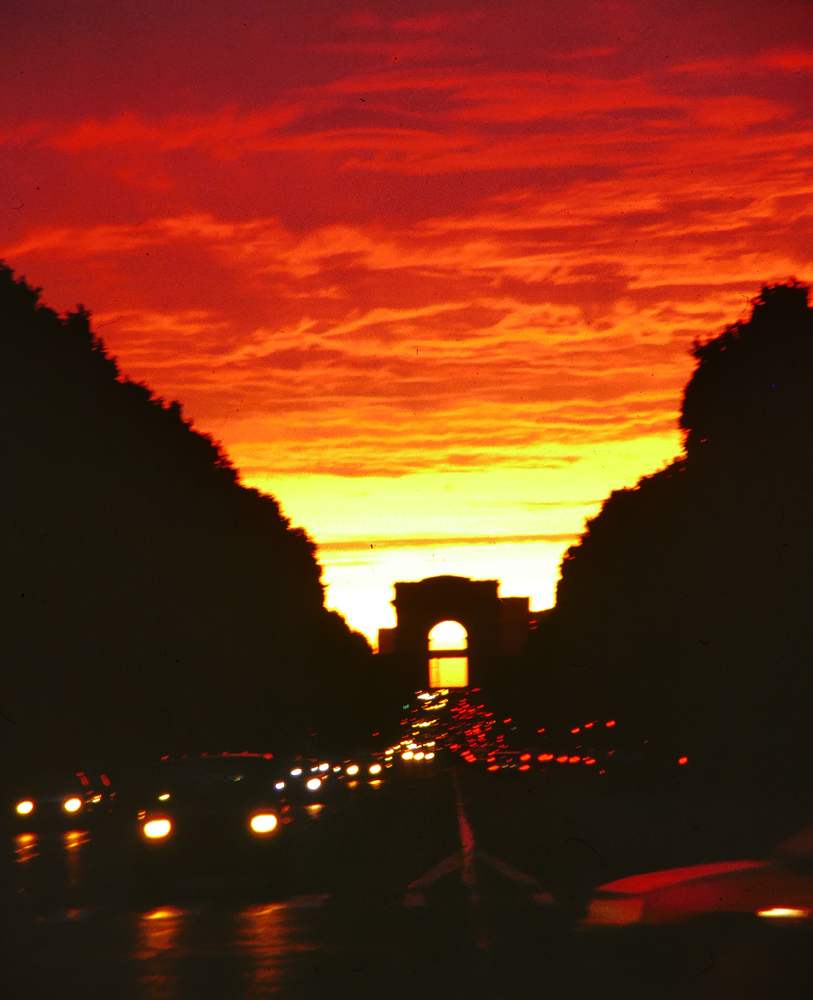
(427, 620, 468, 688)
(428, 620, 467, 650)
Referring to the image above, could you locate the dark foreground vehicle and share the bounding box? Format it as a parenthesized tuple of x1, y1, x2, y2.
(8, 769, 115, 832)
(128, 753, 298, 896)
(581, 822, 813, 928)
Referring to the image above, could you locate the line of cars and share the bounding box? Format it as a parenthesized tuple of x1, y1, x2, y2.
(130, 751, 392, 851)
(8, 751, 394, 874)
(12, 752, 813, 931)
(9, 769, 116, 832)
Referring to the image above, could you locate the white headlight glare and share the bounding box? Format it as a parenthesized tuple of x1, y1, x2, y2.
(306, 778, 321, 791)
(346, 764, 359, 775)
(290, 768, 302, 776)
(63, 797, 82, 813)
(143, 819, 172, 839)
(16, 800, 34, 815)
(274, 781, 285, 790)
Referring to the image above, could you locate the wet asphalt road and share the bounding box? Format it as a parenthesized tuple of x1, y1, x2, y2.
(3, 768, 812, 1000)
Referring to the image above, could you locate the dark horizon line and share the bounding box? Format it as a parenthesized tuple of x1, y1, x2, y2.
(317, 532, 582, 552)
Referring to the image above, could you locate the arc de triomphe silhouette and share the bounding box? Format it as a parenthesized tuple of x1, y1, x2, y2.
(377, 575, 533, 690)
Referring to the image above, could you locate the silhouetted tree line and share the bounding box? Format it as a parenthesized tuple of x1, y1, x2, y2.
(1, 265, 383, 777)
(514, 282, 813, 792)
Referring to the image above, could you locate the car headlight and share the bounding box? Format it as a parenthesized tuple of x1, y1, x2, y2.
(143, 819, 172, 839)
(306, 778, 321, 791)
(346, 764, 359, 775)
(368, 764, 382, 775)
(16, 800, 34, 815)
(250, 813, 278, 834)
(757, 907, 810, 919)
(63, 797, 82, 813)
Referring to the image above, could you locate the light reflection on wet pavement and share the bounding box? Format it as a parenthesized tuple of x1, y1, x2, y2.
(4, 777, 813, 1000)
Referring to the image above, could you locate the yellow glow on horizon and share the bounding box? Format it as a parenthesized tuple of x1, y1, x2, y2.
(244, 434, 684, 645)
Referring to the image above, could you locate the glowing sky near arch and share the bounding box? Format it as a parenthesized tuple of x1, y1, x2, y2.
(3, 1, 812, 644)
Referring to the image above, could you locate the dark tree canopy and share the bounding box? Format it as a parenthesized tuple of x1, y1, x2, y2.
(0, 265, 380, 777)
(521, 282, 813, 790)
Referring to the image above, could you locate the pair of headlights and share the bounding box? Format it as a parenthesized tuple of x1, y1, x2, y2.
(345, 763, 381, 776)
(16, 797, 83, 815)
(141, 812, 279, 839)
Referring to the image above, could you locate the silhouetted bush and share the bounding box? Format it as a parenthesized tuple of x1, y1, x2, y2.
(521, 282, 813, 791)
(0, 265, 381, 776)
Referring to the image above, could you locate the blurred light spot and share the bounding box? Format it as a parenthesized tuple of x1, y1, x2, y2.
(488, 765, 499, 771)
(16, 800, 34, 815)
(519, 764, 530, 771)
(290, 768, 302, 776)
(568, 756, 580, 763)
(250, 813, 278, 833)
(425, 752, 435, 760)
(275, 781, 285, 790)
(678, 756, 688, 765)
(63, 798, 82, 813)
(368, 763, 382, 774)
(158, 793, 170, 801)
(757, 907, 809, 918)
(556, 756, 569, 763)
(346, 764, 359, 775)
(145, 907, 184, 920)
(143, 819, 172, 839)
(606, 720, 616, 727)
(402, 751, 414, 760)
(571, 728, 580, 734)
(306, 778, 321, 791)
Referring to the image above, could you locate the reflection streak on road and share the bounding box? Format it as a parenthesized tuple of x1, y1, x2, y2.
(237, 904, 292, 998)
(62, 829, 90, 887)
(135, 907, 188, 1000)
(14, 832, 38, 863)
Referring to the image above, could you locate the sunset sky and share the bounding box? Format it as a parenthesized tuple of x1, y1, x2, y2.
(4, 0, 812, 644)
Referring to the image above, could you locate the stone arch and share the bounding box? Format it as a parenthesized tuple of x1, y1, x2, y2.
(389, 576, 503, 689)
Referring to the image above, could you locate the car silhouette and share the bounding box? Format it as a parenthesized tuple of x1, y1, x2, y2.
(9, 769, 115, 831)
(581, 823, 813, 927)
